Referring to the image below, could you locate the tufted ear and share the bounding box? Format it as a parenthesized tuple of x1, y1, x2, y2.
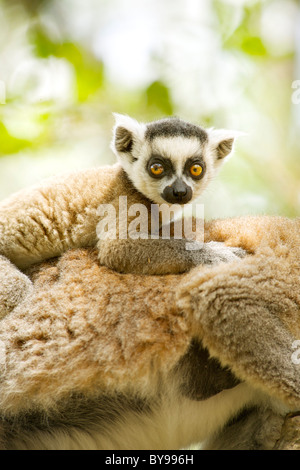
(111, 114, 146, 162)
(207, 128, 245, 162)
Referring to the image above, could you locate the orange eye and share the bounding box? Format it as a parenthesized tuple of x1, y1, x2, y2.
(150, 163, 164, 176)
(190, 164, 203, 177)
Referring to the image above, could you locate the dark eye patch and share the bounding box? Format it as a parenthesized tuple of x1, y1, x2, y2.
(183, 157, 206, 180)
(147, 155, 175, 179)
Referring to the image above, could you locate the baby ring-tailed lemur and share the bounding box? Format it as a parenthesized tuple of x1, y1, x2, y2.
(0, 114, 244, 315)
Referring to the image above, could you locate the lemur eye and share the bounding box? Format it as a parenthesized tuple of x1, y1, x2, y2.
(190, 164, 203, 178)
(150, 163, 164, 176)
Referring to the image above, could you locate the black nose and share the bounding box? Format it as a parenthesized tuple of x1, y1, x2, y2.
(161, 179, 193, 204)
(172, 179, 188, 198)
(173, 187, 187, 198)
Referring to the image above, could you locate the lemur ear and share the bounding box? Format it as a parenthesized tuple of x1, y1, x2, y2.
(115, 126, 133, 153)
(208, 129, 245, 161)
(111, 113, 146, 158)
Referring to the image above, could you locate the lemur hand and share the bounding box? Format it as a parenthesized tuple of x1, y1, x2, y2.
(192, 241, 247, 266)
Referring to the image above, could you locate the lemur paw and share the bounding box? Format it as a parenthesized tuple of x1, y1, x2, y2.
(191, 241, 247, 266)
(212, 244, 247, 260)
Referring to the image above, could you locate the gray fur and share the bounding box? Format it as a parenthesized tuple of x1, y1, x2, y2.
(173, 339, 240, 400)
(0, 339, 269, 450)
(0, 214, 298, 449)
(204, 406, 284, 450)
(145, 118, 208, 143)
(1, 392, 152, 448)
(216, 137, 234, 160)
(0, 341, 284, 450)
(114, 126, 133, 154)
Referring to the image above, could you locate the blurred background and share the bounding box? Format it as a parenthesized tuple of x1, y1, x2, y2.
(0, 0, 299, 218)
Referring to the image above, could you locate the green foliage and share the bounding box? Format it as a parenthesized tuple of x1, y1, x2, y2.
(29, 26, 104, 101)
(217, 2, 268, 56)
(0, 122, 31, 155)
(0, 0, 299, 217)
(225, 32, 267, 56)
(145, 81, 173, 116)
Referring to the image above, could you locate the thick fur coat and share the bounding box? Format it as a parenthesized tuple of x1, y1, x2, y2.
(0, 215, 299, 449)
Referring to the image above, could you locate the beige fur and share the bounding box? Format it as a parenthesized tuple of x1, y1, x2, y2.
(0, 116, 241, 278)
(0, 215, 299, 449)
(0, 117, 298, 449)
(0, 164, 241, 277)
(0, 165, 117, 268)
(179, 216, 300, 407)
(6, 383, 261, 450)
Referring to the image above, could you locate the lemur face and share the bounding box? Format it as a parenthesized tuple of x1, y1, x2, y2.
(111, 114, 237, 206)
(143, 129, 207, 205)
